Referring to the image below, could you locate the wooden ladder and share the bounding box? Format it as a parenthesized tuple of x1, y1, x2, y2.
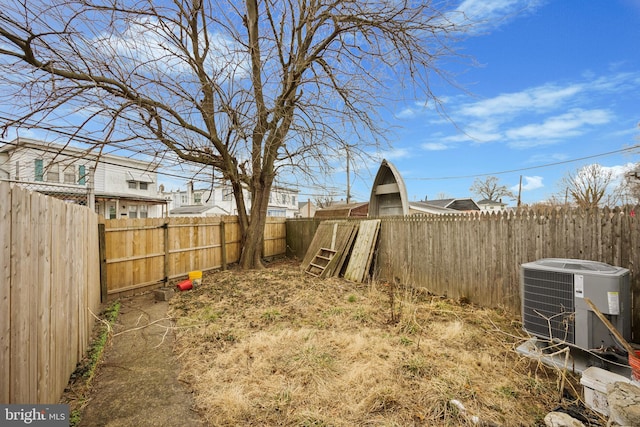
(304, 247, 337, 277)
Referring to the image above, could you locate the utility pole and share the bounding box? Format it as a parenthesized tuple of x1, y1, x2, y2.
(517, 175, 522, 208)
(346, 145, 351, 204)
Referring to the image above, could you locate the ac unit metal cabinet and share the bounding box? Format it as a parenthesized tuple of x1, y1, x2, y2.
(520, 258, 631, 351)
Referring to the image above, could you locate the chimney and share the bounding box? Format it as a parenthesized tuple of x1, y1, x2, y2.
(159, 184, 165, 193)
(187, 181, 194, 205)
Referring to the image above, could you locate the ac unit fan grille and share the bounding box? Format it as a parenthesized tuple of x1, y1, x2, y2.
(522, 269, 575, 343)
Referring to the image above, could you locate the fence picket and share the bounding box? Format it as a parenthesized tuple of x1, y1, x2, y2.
(1, 184, 100, 404)
(10, 184, 33, 403)
(289, 209, 640, 341)
(102, 216, 285, 297)
(0, 182, 11, 402)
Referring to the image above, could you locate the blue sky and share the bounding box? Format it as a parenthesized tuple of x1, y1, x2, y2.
(340, 0, 640, 206)
(2, 0, 638, 207)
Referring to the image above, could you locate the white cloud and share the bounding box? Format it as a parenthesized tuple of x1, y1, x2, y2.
(450, 0, 546, 33)
(395, 100, 432, 119)
(601, 162, 636, 185)
(96, 17, 248, 79)
(459, 84, 583, 118)
(511, 176, 544, 192)
(505, 108, 612, 143)
(374, 147, 411, 161)
(525, 152, 570, 164)
(396, 108, 417, 119)
(421, 142, 449, 151)
(396, 70, 638, 155)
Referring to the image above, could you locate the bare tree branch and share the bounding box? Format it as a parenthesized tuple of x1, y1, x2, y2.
(0, 0, 472, 268)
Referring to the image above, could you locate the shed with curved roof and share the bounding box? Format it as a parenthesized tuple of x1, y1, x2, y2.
(368, 159, 409, 217)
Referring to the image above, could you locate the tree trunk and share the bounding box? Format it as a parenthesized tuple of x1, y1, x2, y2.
(238, 178, 272, 269)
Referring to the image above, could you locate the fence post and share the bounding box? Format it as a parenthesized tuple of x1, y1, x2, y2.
(98, 223, 107, 302)
(87, 167, 95, 210)
(221, 220, 227, 271)
(163, 220, 170, 284)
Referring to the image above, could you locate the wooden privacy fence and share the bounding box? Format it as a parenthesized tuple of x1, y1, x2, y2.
(102, 216, 286, 297)
(0, 181, 100, 404)
(287, 207, 640, 341)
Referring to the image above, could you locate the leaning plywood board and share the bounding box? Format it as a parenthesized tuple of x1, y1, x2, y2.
(328, 225, 359, 278)
(301, 221, 359, 273)
(343, 220, 381, 283)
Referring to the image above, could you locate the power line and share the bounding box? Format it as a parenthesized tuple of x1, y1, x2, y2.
(0, 138, 215, 184)
(408, 145, 640, 181)
(11, 115, 634, 194)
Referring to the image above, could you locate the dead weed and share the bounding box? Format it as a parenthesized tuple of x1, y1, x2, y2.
(169, 259, 566, 426)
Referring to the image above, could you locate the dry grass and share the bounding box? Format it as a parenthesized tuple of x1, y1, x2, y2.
(169, 259, 570, 426)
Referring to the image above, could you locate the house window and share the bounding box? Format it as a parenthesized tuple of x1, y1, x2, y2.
(128, 181, 137, 189)
(181, 194, 187, 204)
(34, 159, 44, 181)
(139, 205, 148, 218)
(47, 164, 59, 183)
(108, 206, 117, 219)
(139, 182, 148, 190)
(194, 193, 202, 204)
(223, 189, 233, 201)
(129, 205, 138, 219)
(64, 167, 76, 184)
(78, 165, 86, 185)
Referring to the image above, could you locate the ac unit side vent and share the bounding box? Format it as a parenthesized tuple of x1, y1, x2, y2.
(522, 269, 575, 343)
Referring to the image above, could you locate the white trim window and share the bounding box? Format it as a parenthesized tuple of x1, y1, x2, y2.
(46, 164, 59, 183)
(63, 165, 76, 184)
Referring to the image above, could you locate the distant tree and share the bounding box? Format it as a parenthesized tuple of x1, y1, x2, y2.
(314, 195, 335, 209)
(0, 0, 472, 269)
(612, 128, 640, 205)
(527, 194, 565, 209)
(435, 192, 452, 200)
(469, 176, 515, 201)
(614, 162, 640, 205)
(560, 164, 618, 208)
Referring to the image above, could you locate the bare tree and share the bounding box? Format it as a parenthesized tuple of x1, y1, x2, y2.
(469, 176, 515, 201)
(560, 164, 617, 208)
(0, 0, 471, 269)
(613, 167, 640, 205)
(313, 194, 335, 209)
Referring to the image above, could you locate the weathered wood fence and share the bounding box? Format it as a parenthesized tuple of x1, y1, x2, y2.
(102, 216, 287, 297)
(0, 181, 100, 404)
(287, 207, 640, 341)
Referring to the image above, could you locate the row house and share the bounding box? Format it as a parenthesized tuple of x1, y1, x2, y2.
(0, 138, 168, 218)
(163, 181, 299, 218)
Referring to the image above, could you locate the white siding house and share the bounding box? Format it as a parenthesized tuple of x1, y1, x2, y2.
(163, 182, 299, 217)
(476, 199, 508, 212)
(0, 138, 168, 218)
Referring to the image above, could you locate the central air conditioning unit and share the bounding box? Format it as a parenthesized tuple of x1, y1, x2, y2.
(520, 258, 631, 351)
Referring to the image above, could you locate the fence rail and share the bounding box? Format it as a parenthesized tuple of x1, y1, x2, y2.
(0, 181, 100, 404)
(286, 207, 640, 341)
(102, 216, 287, 297)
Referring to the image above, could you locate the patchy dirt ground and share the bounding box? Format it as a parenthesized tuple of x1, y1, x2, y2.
(63, 259, 603, 426)
(62, 293, 205, 427)
(168, 259, 587, 426)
